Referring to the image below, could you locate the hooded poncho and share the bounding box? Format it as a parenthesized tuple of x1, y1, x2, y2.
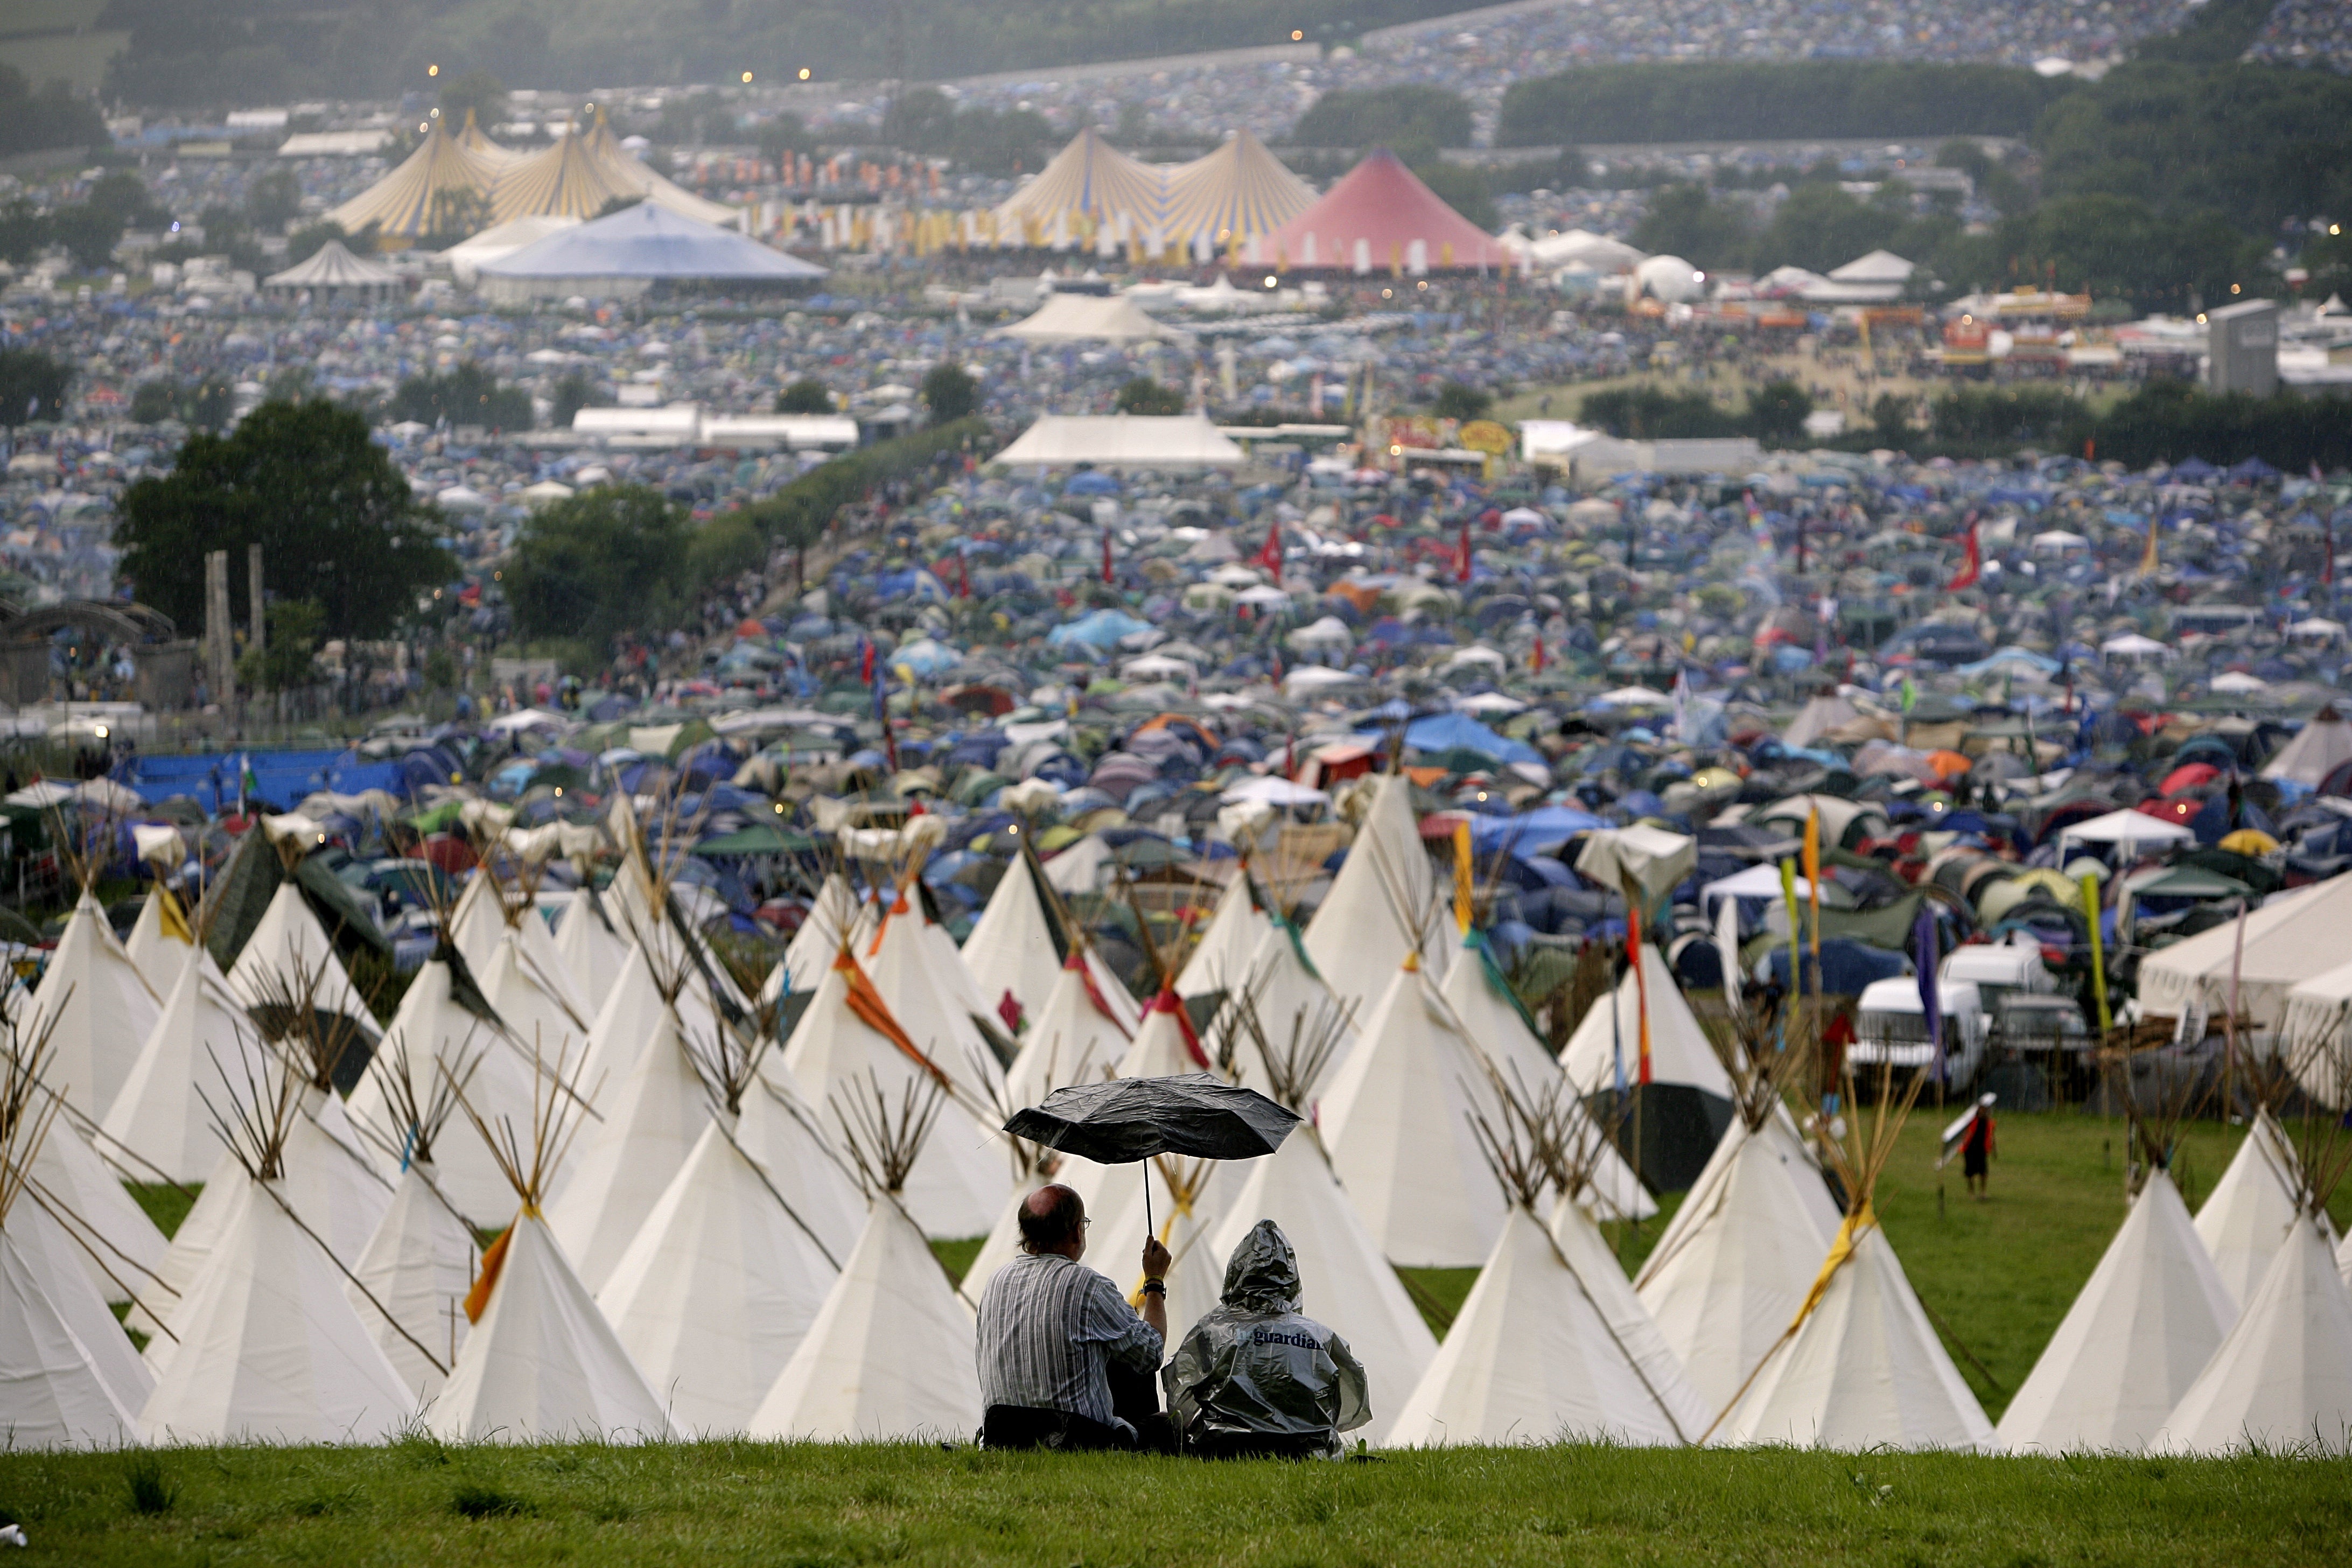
(1162, 1220, 1371, 1455)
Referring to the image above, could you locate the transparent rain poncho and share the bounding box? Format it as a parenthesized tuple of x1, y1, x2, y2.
(1163, 1220, 1370, 1455)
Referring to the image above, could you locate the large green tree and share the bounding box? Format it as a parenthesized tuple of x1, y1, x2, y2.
(0, 349, 68, 427)
(115, 400, 454, 638)
(506, 486, 690, 648)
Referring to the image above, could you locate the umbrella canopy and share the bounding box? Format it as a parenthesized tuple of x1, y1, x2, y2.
(1004, 1073, 1299, 1165)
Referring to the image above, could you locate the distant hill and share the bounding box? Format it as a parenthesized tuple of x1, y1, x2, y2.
(96, 0, 1454, 107)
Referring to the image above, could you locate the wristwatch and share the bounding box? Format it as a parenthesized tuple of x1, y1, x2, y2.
(1139, 1277, 1167, 1296)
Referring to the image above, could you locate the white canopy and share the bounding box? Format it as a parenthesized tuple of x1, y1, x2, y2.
(991, 293, 1178, 343)
(2055, 808, 2197, 851)
(993, 414, 1243, 471)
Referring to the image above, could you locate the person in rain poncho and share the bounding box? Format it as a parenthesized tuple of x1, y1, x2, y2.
(1164, 1220, 1370, 1459)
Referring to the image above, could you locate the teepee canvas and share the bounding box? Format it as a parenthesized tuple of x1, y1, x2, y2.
(1304, 774, 1447, 1018)
(1387, 1089, 1705, 1447)
(123, 880, 193, 998)
(1001, 953, 1129, 1110)
(426, 1042, 672, 1444)
(1177, 872, 1272, 1000)
(598, 1007, 843, 1433)
(961, 848, 1066, 1025)
(347, 1033, 481, 1399)
(225, 882, 369, 1027)
(747, 1081, 983, 1440)
(545, 1005, 711, 1294)
(24, 890, 161, 1118)
(1318, 955, 1506, 1268)
(553, 886, 632, 1014)
(135, 1046, 416, 1444)
(100, 944, 267, 1183)
(2194, 1108, 2305, 1309)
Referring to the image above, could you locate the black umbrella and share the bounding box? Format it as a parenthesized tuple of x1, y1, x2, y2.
(1003, 1073, 1300, 1237)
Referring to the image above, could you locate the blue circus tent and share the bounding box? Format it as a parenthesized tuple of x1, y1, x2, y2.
(476, 201, 828, 298)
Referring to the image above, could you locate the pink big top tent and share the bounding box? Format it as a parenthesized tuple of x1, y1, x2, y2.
(1252, 149, 1502, 275)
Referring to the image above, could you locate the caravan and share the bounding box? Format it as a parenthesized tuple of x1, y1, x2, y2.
(1852, 978, 1990, 1090)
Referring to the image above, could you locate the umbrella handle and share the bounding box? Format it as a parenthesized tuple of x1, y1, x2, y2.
(1144, 1176, 1153, 1249)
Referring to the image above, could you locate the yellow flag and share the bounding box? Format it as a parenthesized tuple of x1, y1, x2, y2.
(1787, 1202, 1872, 1334)
(1452, 819, 1474, 936)
(153, 881, 193, 946)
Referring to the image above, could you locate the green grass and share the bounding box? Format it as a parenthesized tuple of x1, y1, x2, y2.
(126, 1182, 198, 1241)
(2, 1436, 2347, 1565)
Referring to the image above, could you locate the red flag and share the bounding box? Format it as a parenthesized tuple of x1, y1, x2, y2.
(859, 638, 874, 683)
(1947, 513, 1982, 591)
(1456, 522, 1472, 584)
(1256, 519, 1283, 572)
(1101, 527, 1113, 584)
(1532, 635, 1545, 674)
(1628, 904, 1652, 1086)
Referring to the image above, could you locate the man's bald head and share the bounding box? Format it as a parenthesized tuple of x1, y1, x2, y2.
(1018, 1183, 1085, 1252)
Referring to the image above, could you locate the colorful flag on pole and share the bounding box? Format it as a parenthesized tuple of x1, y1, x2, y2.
(1947, 513, 1981, 590)
(1452, 818, 1474, 936)
(1257, 519, 1284, 573)
(1914, 904, 1942, 1085)
(1101, 527, 1114, 584)
(1628, 901, 1652, 1086)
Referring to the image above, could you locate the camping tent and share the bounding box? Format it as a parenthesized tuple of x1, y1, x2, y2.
(993, 414, 1241, 469)
(477, 201, 825, 301)
(991, 294, 1181, 344)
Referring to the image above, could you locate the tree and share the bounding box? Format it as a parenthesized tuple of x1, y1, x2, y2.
(1292, 86, 1471, 159)
(1746, 380, 1813, 446)
(115, 400, 454, 639)
(248, 167, 302, 229)
(776, 378, 834, 414)
(390, 363, 533, 431)
(506, 486, 690, 647)
(129, 379, 180, 425)
(1868, 393, 1913, 447)
(883, 87, 958, 152)
(1412, 162, 1497, 232)
(0, 196, 43, 264)
(922, 362, 979, 422)
(1433, 381, 1491, 422)
(237, 598, 326, 691)
(438, 68, 507, 130)
(1630, 184, 1751, 273)
(0, 65, 107, 157)
(0, 349, 68, 427)
(1115, 377, 1185, 416)
(551, 371, 601, 429)
(47, 204, 123, 271)
(284, 221, 348, 269)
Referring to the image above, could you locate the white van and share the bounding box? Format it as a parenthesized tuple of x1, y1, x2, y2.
(1851, 977, 1990, 1089)
(1939, 939, 2056, 1010)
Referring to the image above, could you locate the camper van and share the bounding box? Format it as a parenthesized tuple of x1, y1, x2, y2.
(1852, 977, 1990, 1089)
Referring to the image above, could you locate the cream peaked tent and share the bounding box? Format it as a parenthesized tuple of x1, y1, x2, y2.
(778, 874, 857, 999)
(1177, 874, 1273, 999)
(1233, 921, 1360, 1095)
(100, 945, 266, 1182)
(2260, 705, 2352, 788)
(962, 852, 1067, 1023)
(1211, 1128, 1437, 1441)
(552, 889, 632, 1016)
(33, 1115, 168, 1306)
(1115, 990, 1213, 1079)
(325, 114, 503, 246)
(0, 1225, 139, 1448)
(1161, 130, 1315, 257)
(1001, 954, 1130, 1110)
(1714, 1221, 1996, 1451)
(778, 949, 1006, 1238)
(575, 942, 669, 1101)
(345, 958, 531, 1226)
(734, 1074, 869, 1262)
(1632, 1111, 1844, 1414)
(2195, 1109, 2306, 1308)
(992, 127, 1167, 248)
(747, 1189, 984, 1441)
(264, 240, 402, 294)
(1319, 956, 1507, 1268)
(275, 1089, 395, 1268)
(480, 926, 597, 1080)
(446, 213, 583, 286)
(1998, 1170, 2235, 1452)
(580, 107, 739, 227)
(349, 1160, 478, 1400)
(866, 901, 1009, 1103)
(449, 875, 507, 978)
(2155, 1210, 2352, 1453)
(226, 883, 369, 1026)
(598, 1114, 842, 1433)
(1556, 943, 1738, 1187)
(1092, 1156, 1228, 1342)
(991, 295, 1182, 345)
(427, 1210, 673, 1443)
(2139, 876, 2352, 1032)
(1440, 935, 1655, 1224)
(1388, 1201, 1707, 1447)
(1306, 773, 1449, 1020)
(489, 120, 642, 224)
(122, 886, 191, 997)
(454, 106, 519, 167)
(125, 1147, 240, 1341)
(24, 891, 160, 1118)
(11, 1198, 151, 1417)
(545, 1009, 711, 1294)
(138, 1177, 417, 1443)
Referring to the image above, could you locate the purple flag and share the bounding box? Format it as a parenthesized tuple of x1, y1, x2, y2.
(1915, 905, 1943, 1084)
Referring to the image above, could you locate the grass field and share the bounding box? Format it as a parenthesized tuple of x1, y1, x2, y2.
(4, 1433, 2348, 1565)
(26, 1110, 2350, 1564)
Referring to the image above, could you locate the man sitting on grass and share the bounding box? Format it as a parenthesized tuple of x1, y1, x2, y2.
(975, 1183, 1173, 1451)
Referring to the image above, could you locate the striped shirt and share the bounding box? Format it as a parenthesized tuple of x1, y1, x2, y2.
(976, 1251, 1164, 1429)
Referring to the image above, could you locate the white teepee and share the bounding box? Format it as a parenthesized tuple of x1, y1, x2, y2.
(1000, 954, 1128, 1110)
(599, 1116, 842, 1433)
(425, 1045, 672, 1444)
(34, 1112, 168, 1307)
(778, 947, 1007, 1238)
(100, 944, 267, 1183)
(734, 1074, 867, 1263)
(1304, 774, 1448, 1017)
(961, 851, 1065, 1024)
(1318, 956, 1507, 1268)
(1177, 872, 1272, 999)
(11, 1196, 152, 1417)
(1389, 1196, 1706, 1447)
(225, 882, 369, 1025)
(24, 891, 161, 1118)
(123, 884, 192, 998)
(2155, 1210, 2352, 1454)
(552, 887, 632, 1015)
(0, 1227, 138, 1448)
(1633, 1111, 1843, 1413)
(1998, 1170, 2235, 1452)
(746, 1085, 982, 1441)
(449, 873, 508, 978)
(1556, 942, 1736, 1102)
(2194, 1109, 2305, 1309)
(777, 873, 856, 1001)
(350, 1160, 477, 1400)
(1115, 989, 1213, 1079)
(545, 1007, 711, 1293)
